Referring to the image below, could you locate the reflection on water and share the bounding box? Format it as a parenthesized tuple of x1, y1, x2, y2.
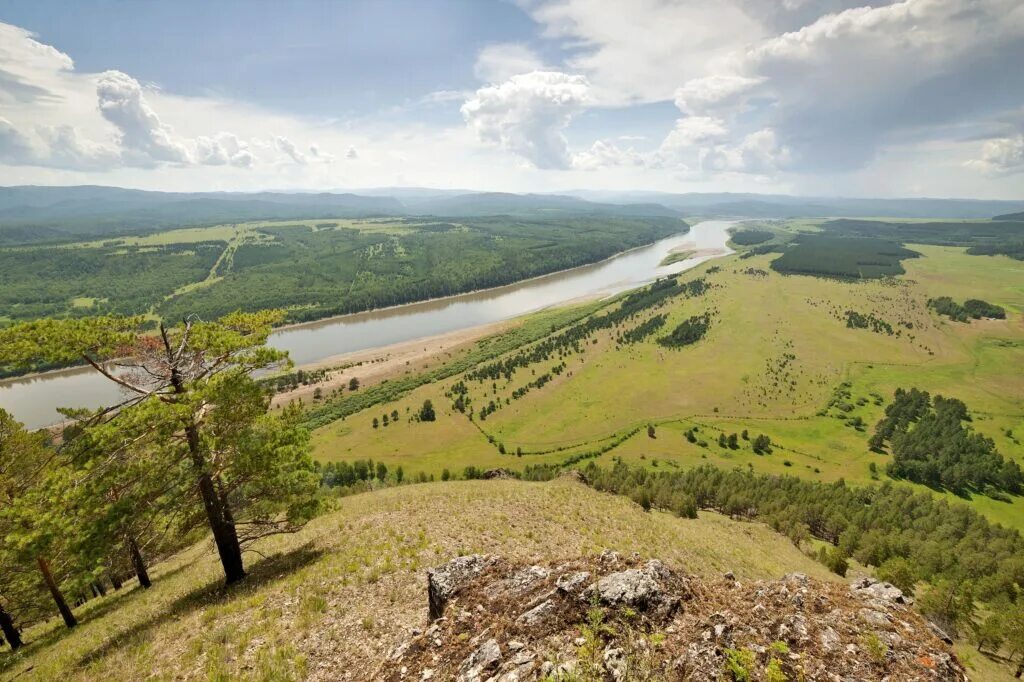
(0, 220, 735, 429)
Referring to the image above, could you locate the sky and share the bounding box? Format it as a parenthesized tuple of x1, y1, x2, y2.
(0, 0, 1022, 198)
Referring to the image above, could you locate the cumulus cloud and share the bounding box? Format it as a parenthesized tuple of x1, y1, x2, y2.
(461, 71, 590, 169)
(0, 116, 119, 170)
(345, 145, 358, 160)
(663, 0, 1024, 174)
(966, 134, 1024, 176)
(195, 132, 254, 167)
(97, 70, 192, 165)
(275, 136, 307, 164)
(572, 139, 643, 171)
(674, 75, 762, 116)
(520, 0, 763, 104)
(703, 128, 791, 175)
(474, 43, 546, 82)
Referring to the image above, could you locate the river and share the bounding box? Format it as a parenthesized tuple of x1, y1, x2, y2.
(0, 220, 736, 429)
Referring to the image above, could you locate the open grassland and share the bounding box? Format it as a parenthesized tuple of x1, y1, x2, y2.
(0, 479, 838, 681)
(312, 244, 1024, 530)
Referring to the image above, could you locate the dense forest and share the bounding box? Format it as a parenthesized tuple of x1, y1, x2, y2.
(769, 234, 919, 279)
(821, 218, 1024, 260)
(729, 229, 774, 246)
(160, 215, 684, 323)
(576, 461, 1024, 641)
(869, 388, 1023, 495)
(0, 242, 224, 322)
(0, 215, 685, 329)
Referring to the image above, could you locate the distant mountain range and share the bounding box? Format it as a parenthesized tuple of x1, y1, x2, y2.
(1, 185, 1022, 245)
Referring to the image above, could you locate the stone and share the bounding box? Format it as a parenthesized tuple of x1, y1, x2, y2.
(587, 560, 670, 609)
(517, 599, 558, 626)
(555, 571, 591, 595)
(428, 555, 492, 620)
(850, 578, 909, 605)
(603, 647, 626, 680)
(457, 639, 502, 682)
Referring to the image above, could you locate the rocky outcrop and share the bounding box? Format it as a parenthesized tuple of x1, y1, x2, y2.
(382, 553, 968, 681)
(426, 554, 496, 620)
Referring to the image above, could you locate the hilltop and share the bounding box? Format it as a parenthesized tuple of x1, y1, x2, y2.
(4, 478, 842, 680)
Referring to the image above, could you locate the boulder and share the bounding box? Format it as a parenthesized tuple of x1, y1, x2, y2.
(586, 560, 671, 610)
(850, 577, 910, 605)
(428, 555, 492, 620)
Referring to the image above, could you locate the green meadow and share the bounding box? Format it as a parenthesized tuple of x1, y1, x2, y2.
(311, 238, 1024, 531)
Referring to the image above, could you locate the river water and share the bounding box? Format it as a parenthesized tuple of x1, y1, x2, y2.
(0, 220, 735, 429)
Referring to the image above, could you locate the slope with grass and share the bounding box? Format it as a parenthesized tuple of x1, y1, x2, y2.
(0, 478, 837, 681)
(310, 237, 1024, 531)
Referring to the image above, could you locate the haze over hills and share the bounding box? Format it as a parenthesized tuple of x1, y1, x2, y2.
(3, 185, 1024, 246)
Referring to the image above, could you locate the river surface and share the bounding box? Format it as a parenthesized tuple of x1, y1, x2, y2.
(0, 220, 735, 429)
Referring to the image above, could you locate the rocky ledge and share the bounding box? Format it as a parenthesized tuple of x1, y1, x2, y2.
(379, 551, 966, 681)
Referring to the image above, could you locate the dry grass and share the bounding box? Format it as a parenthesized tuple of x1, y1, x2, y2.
(1, 478, 834, 681)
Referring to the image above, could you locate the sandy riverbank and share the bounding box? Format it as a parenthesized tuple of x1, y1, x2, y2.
(268, 318, 517, 409)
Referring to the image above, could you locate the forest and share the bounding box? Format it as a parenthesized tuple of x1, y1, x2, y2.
(822, 218, 1024, 260)
(770, 234, 919, 278)
(869, 388, 1023, 496)
(0, 214, 684, 329)
(577, 461, 1024, 645)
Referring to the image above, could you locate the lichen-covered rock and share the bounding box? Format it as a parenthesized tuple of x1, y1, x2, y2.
(427, 554, 494, 620)
(850, 576, 910, 605)
(381, 554, 968, 682)
(456, 638, 501, 681)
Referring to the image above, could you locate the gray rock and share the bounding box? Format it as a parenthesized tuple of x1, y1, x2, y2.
(555, 571, 591, 595)
(850, 577, 909, 605)
(516, 598, 558, 626)
(587, 560, 670, 609)
(457, 638, 502, 682)
(927, 621, 955, 645)
(428, 555, 492, 620)
(604, 647, 626, 680)
(820, 626, 841, 652)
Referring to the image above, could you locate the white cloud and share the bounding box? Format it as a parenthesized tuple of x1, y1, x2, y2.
(345, 145, 359, 160)
(195, 132, 254, 167)
(667, 0, 1024, 173)
(461, 71, 590, 169)
(674, 75, 762, 116)
(966, 134, 1024, 176)
(96, 70, 192, 165)
(521, 0, 764, 104)
(275, 136, 307, 164)
(572, 139, 643, 170)
(474, 43, 546, 83)
(703, 128, 791, 175)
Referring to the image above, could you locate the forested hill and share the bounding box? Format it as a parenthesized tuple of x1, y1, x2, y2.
(995, 211, 1024, 221)
(0, 186, 680, 246)
(0, 187, 404, 245)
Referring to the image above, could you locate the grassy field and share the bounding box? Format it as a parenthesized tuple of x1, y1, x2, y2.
(1, 478, 842, 681)
(311, 242, 1024, 530)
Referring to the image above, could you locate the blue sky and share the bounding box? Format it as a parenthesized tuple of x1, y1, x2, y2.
(1, 0, 1022, 197)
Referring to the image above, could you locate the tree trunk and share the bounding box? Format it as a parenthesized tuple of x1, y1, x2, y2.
(93, 581, 107, 598)
(36, 556, 76, 629)
(127, 535, 151, 589)
(0, 604, 22, 651)
(110, 573, 123, 590)
(161, 324, 246, 586)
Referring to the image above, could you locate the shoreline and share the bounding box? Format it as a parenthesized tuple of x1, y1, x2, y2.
(1, 225, 690, 386)
(270, 224, 690, 334)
